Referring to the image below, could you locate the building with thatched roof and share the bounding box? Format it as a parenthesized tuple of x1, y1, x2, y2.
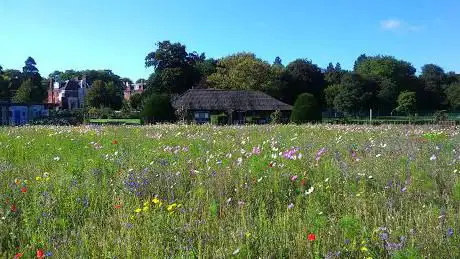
(172, 89, 292, 124)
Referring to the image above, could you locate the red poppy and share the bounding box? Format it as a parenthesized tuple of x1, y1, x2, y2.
(268, 162, 273, 168)
(21, 187, 27, 193)
(301, 178, 306, 186)
(307, 233, 316, 241)
(114, 204, 121, 209)
(14, 253, 23, 258)
(112, 140, 118, 145)
(36, 249, 44, 258)
(11, 204, 17, 212)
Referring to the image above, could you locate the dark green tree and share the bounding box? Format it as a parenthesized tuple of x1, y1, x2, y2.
(395, 91, 417, 115)
(325, 62, 344, 85)
(207, 52, 280, 93)
(141, 93, 175, 123)
(333, 73, 377, 115)
(419, 64, 447, 110)
(86, 80, 123, 109)
(144, 41, 203, 95)
(281, 59, 325, 105)
(446, 83, 460, 110)
(324, 84, 341, 108)
(354, 55, 417, 113)
(273, 56, 283, 67)
(12, 79, 33, 103)
(135, 78, 146, 84)
(290, 93, 321, 123)
(129, 92, 143, 111)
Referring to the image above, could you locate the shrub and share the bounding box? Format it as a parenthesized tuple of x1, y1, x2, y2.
(290, 93, 321, 123)
(141, 93, 175, 123)
(270, 110, 281, 124)
(210, 113, 227, 125)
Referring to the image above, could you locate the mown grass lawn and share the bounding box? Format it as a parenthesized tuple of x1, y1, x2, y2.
(88, 119, 142, 125)
(0, 124, 459, 258)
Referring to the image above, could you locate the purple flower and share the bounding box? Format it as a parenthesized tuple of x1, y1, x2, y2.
(252, 147, 261, 155)
(447, 228, 454, 237)
(290, 175, 298, 182)
(379, 232, 389, 241)
(287, 203, 294, 209)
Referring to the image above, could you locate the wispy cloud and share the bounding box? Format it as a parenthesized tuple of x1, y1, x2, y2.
(380, 19, 422, 32)
(381, 19, 401, 30)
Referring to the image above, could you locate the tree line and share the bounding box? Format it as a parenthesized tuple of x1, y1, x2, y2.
(1, 41, 459, 120)
(141, 41, 460, 119)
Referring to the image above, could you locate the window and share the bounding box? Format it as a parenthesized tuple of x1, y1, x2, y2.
(194, 112, 209, 119)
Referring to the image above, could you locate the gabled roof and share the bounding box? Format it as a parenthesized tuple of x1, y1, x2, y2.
(172, 89, 292, 111)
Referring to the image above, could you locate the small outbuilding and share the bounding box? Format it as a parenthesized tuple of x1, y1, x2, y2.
(172, 89, 292, 124)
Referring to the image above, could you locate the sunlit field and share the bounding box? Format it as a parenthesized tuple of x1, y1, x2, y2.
(1, 124, 460, 258)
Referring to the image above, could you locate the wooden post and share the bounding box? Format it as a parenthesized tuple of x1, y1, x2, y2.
(369, 108, 372, 124)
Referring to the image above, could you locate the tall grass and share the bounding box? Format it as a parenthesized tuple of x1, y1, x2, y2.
(0, 124, 459, 258)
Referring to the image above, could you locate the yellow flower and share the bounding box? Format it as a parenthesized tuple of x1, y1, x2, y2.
(152, 197, 160, 204)
(167, 203, 177, 212)
(360, 246, 368, 252)
(143, 201, 149, 207)
(245, 232, 251, 238)
(14, 178, 21, 185)
(36, 176, 42, 181)
(143, 206, 149, 212)
(134, 208, 142, 213)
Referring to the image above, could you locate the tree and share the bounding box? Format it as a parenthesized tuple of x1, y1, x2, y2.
(22, 57, 39, 74)
(419, 64, 447, 110)
(446, 83, 460, 110)
(207, 53, 281, 94)
(0, 65, 3, 74)
(129, 92, 143, 111)
(121, 77, 133, 84)
(141, 93, 175, 123)
(273, 57, 283, 67)
(86, 80, 123, 109)
(0, 74, 9, 99)
(333, 73, 377, 115)
(13, 79, 33, 103)
(354, 55, 417, 113)
(290, 93, 321, 123)
(395, 91, 417, 115)
(144, 40, 203, 95)
(324, 84, 341, 108)
(324, 62, 344, 85)
(281, 59, 325, 105)
(135, 78, 146, 84)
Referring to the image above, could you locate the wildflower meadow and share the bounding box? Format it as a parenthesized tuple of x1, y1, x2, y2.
(1, 124, 460, 258)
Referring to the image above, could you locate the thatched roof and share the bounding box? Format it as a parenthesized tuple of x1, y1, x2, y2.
(172, 89, 292, 111)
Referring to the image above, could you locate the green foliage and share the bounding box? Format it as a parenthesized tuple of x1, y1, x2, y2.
(282, 59, 325, 105)
(12, 78, 45, 103)
(144, 41, 203, 95)
(207, 52, 281, 94)
(392, 248, 421, 259)
(210, 113, 227, 125)
(446, 83, 460, 110)
(290, 93, 321, 123)
(333, 73, 376, 114)
(354, 55, 417, 112)
(141, 93, 175, 123)
(86, 80, 123, 110)
(270, 110, 281, 124)
(339, 215, 362, 240)
(433, 110, 448, 122)
(129, 93, 143, 111)
(395, 91, 417, 115)
(324, 84, 341, 108)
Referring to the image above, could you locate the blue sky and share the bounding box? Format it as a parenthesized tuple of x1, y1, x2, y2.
(0, 0, 459, 81)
